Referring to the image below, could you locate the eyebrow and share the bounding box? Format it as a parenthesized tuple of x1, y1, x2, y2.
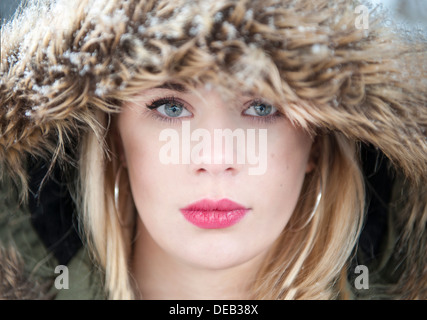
(154, 82, 189, 93)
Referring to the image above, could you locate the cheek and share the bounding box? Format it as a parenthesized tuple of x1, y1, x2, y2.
(263, 126, 313, 214)
(118, 113, 166, 203)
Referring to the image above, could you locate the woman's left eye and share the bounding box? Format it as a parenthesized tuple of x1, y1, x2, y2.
(243, 101, 278, 117)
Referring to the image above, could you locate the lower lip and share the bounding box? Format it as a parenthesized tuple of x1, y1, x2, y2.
(180, 209, 249, 229)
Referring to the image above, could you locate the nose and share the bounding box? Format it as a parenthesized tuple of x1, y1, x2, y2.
(185, 88, 248, 177)
(188, 118, 246, 177)
(190, 140, 243, 177)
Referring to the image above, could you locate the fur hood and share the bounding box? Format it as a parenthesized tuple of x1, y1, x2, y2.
(0, 0, 426, 299)
(0, 246, 53, 300)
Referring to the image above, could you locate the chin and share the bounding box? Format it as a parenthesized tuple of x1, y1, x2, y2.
(178, 243, 263, 271)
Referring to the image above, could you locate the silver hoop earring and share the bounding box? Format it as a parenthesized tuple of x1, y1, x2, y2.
(114, 165, 124, 214)
(299, 177, 323, 229)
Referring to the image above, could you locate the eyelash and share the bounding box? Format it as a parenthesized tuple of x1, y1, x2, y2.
(145, 96, 284, 124)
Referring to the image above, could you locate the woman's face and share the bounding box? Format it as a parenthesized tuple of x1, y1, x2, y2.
(117, 83, 315, 270)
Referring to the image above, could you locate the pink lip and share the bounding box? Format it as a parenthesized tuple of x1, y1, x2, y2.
(180, 198, 250, 229)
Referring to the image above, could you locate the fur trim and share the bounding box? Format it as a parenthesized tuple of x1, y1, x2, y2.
(0, 0, 426, 298)
(1, 0, 426, 193)
(0, 246, 53, 300)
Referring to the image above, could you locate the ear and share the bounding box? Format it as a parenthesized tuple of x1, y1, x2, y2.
(306, 135, 321, 173)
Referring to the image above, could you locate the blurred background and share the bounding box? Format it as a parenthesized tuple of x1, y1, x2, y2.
(1, 0, 23, 23)
(370, 0, 427, 28)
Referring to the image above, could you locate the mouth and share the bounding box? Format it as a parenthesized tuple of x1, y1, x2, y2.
(179, 198, 250, 229)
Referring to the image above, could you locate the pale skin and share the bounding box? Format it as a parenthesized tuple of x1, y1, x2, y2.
(117, 84, 317, 299)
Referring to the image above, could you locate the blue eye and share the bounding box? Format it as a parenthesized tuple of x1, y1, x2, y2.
(256, 104, 272, 116)
(146, 97, 192, 123)
(244, 101, 277, 116)
(161, 102, 185, 117)
(243, 100, 283, 124)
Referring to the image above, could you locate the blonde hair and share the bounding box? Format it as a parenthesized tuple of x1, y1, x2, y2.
(78, 109, 136, 300)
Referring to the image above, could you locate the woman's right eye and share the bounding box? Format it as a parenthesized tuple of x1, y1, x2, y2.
(146, 97, 192, 122)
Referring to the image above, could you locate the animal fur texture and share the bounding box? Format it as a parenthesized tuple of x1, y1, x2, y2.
(0, 246, 52, 299)
(0, 0, 426, 299)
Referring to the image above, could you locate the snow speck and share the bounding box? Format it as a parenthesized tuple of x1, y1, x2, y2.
(189, 15, 205, 36)
(223, 22, 237, 40)
(101, 8, 129, 27)
(138, 25, 146, 34)
(244, 9, 254, 21)
(214, 12, 224, 23)
(311, 44, 328, 55)
(50, 64, 65, 73)
(79, 64, 90, 76)
(95, 82, 108, 97)
(32, 84, 50, 95)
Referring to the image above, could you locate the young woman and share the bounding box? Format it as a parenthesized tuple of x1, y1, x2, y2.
(0, 0, 425, 299)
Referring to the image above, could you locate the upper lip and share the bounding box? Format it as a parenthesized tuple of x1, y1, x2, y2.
(180, 198, 249, 211)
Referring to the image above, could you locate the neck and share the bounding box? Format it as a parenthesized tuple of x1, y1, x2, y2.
(131, 219, 264, 300)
